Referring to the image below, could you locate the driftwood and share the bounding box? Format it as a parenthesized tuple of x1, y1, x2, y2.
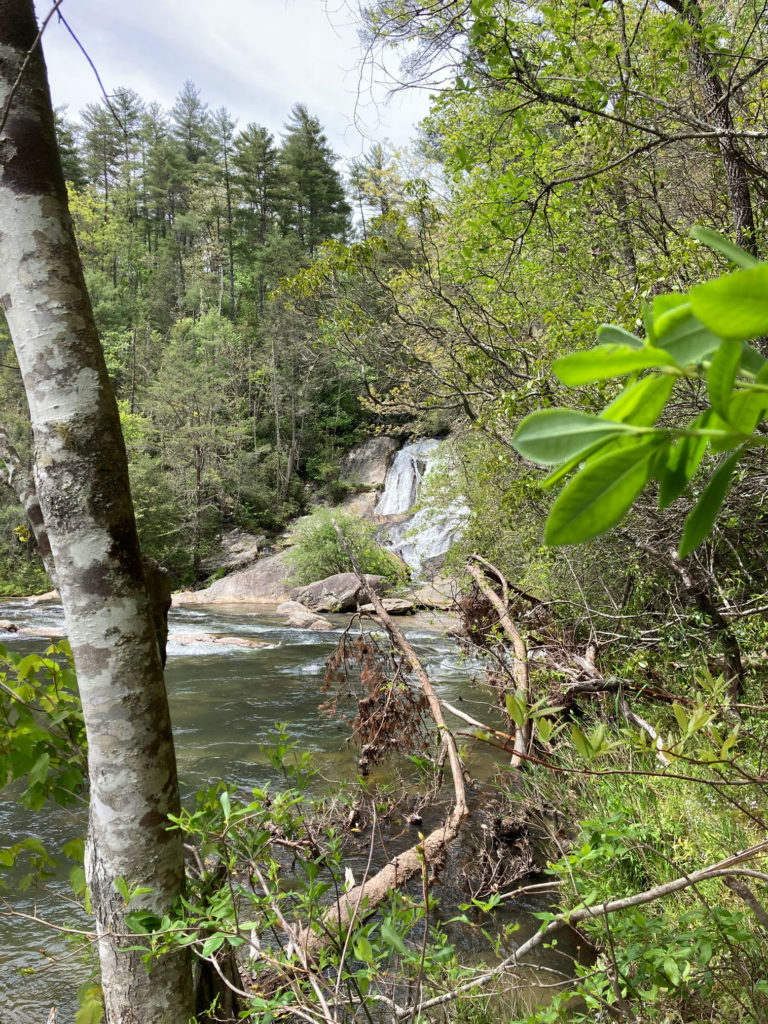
(466, 555, 531, 766)
(289, 530, 469, 959)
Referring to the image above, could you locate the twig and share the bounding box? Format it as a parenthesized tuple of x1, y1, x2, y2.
(395, 839, 768, 1017)
(56, 12, 127, 135)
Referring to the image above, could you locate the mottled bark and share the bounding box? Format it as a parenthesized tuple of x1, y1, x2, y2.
(0, 425, 56, 583)
(0, 4, 194, 1021)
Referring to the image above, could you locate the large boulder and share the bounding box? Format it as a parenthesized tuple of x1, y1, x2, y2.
(407, 580, 458, 611)
(293, 573, 387, 612)
(340, 436, 398, 489)
(173, 551, 292, 606)
(286, 610, 334, 631)
(276, 600, 334, 630)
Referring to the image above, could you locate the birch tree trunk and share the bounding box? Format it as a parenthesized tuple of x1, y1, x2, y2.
(0, 4, 194, 1021)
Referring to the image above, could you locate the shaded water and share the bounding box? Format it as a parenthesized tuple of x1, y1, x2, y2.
(0, 602, 568, 1022)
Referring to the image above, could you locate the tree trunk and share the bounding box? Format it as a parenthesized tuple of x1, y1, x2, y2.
(665, 0, 757, 253)
(0, 5, 194, 1021)
(0, 426, 56, 584)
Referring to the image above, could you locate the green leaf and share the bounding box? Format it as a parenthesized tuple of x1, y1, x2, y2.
(596, 324, 643, 348)
(728, 389, 768, 436)
(505, 691, 527, 727)
(27, 752, 50, 788)
(707, 339, 742, 420)
(545, 439, 662, 546)
(740, 342, 767, 375)
(202, 932, 227, 957)
(653, 308, 720, 367)
(653, 293, 688, 321)
(536, 717, 553, 743)
(601, 374, 674, 426)
(512, 409, 637, 466)
(540, 436, 618, 489)
(554, 344, 677, 385)
(75, 985, 104, 1024)
(690, 266, 768, 341)
(672, 703, 689, 734)
(355, 936, 374, 962)
(219, 790, 231, 819)
(571, 725, 590, 759)
(690, 225, 761, 269)
(381, 921, 409, 956)
(657, 413, 711, 509)
(678, 449, 742, 557)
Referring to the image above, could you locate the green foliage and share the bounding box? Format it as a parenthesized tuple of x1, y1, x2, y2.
(0, 642, 87, 814)
(513, 229, 768, 554)
(286, 507, 407, 586)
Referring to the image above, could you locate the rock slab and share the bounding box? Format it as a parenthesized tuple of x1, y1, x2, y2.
(173, 551, 292, 606)
(293, 573, 387, 612)
(339, 436, 398, 488)
(359, 598, 415, 615)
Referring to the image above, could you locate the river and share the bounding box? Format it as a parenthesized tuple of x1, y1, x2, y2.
(0, 601, 570, 1023)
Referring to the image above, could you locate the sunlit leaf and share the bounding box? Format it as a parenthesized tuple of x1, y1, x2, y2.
(545, 439, 662, 546)
(601, 374, 674, 426)
(690, 266, 768, 340)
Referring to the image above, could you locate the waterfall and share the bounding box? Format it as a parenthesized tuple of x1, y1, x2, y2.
(374, 439, 441, 516)
(376, 439, 467, 577)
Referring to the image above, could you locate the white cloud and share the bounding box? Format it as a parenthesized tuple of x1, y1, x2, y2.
(37, 0, 431, 161)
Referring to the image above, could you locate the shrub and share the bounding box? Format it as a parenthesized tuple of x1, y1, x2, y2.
(286, 508, 407, 585)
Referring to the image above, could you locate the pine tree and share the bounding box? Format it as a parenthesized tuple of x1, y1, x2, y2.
(280, 104, 351, 255)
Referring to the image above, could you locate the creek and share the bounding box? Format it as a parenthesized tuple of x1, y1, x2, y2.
(0, 603, 573, 1023)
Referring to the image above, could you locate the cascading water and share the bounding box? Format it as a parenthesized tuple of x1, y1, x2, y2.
(374, 439, 440, 516)
(376, 439, 467, 577)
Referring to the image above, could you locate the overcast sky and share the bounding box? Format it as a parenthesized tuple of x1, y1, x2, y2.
(38, 0, 431, 164)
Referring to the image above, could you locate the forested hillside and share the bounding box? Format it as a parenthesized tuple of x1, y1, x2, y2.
(4, 2, 768, 1019)
(0, 83, 366, 589)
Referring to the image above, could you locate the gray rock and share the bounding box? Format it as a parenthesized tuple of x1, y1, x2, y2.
(173, 551, 292, 606)
(359, 597, 415, 615)
(407, 581, 457, 610)
(340, 436, 399, 489)
(199, 529, 266, 574)
(276, 600, 310, 617)
(0, 619, 18, 632)
(286, 610, 334, 630)
(293, 572, 387, 612)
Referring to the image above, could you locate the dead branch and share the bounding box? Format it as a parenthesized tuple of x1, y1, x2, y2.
(395, 838, 768, 1018)
(286, 526, 468, 963)
(466, 555, 531, 766)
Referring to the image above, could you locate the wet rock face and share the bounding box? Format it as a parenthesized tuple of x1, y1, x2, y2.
(339, 436, 399, 489)
(292, 572, 387, 612)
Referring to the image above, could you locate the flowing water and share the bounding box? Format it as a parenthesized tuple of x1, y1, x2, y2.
(0, 601, 572, 1022)
(376, 439, 469, 576)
